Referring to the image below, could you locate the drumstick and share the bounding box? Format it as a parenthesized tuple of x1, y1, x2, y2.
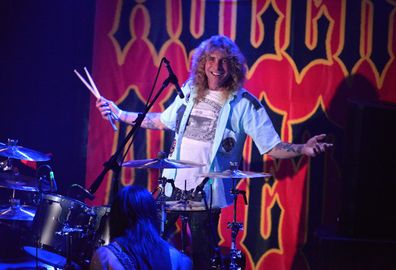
(74, 68, 118, 131)
(83, 67, 119, 129)
(84, 67, 101, 98)
(73, 69, 100, 99)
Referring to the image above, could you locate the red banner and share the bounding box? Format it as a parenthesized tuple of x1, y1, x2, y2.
(86, 1, 396, 269)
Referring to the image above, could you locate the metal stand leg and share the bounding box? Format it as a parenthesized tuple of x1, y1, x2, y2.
(180, 213, 189, 253)
(64, 232, 73, 270)
(59, 226, 83, 270)
(156, 176, 174, 237)
(227, 163, 247, 270)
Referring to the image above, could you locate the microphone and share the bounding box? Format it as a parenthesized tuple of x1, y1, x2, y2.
(49, 170, 58, 193)
(163, 57, 184, 99)
(69, 184, 95, 200)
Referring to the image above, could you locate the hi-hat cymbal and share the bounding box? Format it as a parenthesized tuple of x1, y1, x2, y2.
(122, 158, 205, 169)
(196, 170, 271, 179)
(0, 172, 40, 192)
(0, 205, 36, 221)
(0, 143, 50, 161)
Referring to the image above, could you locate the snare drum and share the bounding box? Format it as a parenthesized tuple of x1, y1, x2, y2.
(24, 193, 94, 268)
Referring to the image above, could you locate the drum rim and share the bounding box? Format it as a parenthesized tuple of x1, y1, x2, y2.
(41, 193, 88, 207)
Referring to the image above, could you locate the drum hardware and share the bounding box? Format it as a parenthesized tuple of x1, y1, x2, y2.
(68, 183, 95, 201)
(196, 169, 271, 179)
(122, 157, 206, 169)
(89, 205, 111, 248)
(0, 160, 54, 221)
(164, 180, 211, 254)
(228, 184, 246, 270)
(0, 139, 51, 162)
(198, 162, 271, 270)
(0, 195, 36, 221)
(134, 151, 205, 237)
(23, 193, 94, 268)
(56, 225, 85, 270)
(0, 184, 36, 221)
(157, 177, 175, 237)
(36, 165, 58, 193)
(163, 183, 191, 253)
(178, 180, 191, 254)
(197, 179, 226, 270)
(0, 171, 42, 192)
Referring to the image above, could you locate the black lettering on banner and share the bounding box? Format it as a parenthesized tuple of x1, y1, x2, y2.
(115, 89, 148, 188)
(235, 1, 279, 67)
(339, 1, 364, 73)
(243, 144, 281, 266)
(285, 0, 330, 73)
(370, 0, 394, 75)
(112, 1, 395, 78)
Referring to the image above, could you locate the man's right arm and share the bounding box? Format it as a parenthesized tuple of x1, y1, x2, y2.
(96, 97, 169, 130)
(118, 111, 168, 130)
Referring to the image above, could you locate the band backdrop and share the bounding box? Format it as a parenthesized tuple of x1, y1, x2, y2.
(86, 1, 396, 269)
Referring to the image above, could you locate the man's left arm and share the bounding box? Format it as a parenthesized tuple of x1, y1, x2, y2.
(267, 134, 333, 159)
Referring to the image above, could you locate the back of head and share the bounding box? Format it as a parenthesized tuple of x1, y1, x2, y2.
(109, 184, 159, 239)
(109, 185, 174, 269)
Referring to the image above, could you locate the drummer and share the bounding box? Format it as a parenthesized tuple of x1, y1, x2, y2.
(96, 35, 332, 269)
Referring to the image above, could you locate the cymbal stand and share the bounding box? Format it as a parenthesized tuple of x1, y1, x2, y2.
(227, 163, 247, 270)
(157, 176, 174, 237)
(178, 180, 189, 253)
(56, 225, 84, 270)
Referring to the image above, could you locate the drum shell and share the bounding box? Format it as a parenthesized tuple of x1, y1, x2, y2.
(31, 193, 93, 256)
(90, 205, 111, 247)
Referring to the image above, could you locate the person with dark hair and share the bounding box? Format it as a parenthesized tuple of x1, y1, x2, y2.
(96, 35, 332, 269)
(90, 185, 192, 270)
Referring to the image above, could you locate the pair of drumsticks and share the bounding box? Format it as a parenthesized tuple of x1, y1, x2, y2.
(74, 67, 118, 131)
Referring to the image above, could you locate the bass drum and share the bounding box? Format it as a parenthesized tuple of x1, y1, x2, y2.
(23, 193, 94, 269)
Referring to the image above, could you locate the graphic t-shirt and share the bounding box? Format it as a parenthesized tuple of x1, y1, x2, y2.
(174, 90, 225, 191)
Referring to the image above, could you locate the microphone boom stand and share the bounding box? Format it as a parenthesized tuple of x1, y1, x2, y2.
(89, 76, 174, 203)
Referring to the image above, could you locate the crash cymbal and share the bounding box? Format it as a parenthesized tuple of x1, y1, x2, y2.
(122, 158, 205, 169)
(196, 170, 271, 179)
(0, 172, 40, 192)
(0, 143, 50, 161)
(0, 205, 36, 221)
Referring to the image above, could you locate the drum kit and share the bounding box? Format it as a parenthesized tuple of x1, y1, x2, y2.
(124, 156, 271, 270)
(1, 140, 271, 270)
(0, 140, 110, 269)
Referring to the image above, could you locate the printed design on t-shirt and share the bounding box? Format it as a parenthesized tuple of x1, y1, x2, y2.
(183, 96, 222, 142)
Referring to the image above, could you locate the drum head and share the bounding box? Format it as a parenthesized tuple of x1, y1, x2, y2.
(23, 246, 68, 268)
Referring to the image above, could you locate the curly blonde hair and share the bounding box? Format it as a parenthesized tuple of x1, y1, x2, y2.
(190, 35, 247, 101)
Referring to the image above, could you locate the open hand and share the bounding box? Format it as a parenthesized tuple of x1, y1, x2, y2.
(302, 134, 333, 157)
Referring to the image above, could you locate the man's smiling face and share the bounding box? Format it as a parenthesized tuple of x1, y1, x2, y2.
(205, 50, 231, 91)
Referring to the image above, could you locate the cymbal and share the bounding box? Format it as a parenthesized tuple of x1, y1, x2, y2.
(0, 143, 50, 161)
(0, 205, 36, 221)
(0, 172, 40, 192)
(196, 170, 271, 179)
(122, 158, 205, 169)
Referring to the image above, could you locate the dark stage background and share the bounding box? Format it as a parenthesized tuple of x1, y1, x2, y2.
(1, 1, 396, 270)
(0, 1, 94, 193)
